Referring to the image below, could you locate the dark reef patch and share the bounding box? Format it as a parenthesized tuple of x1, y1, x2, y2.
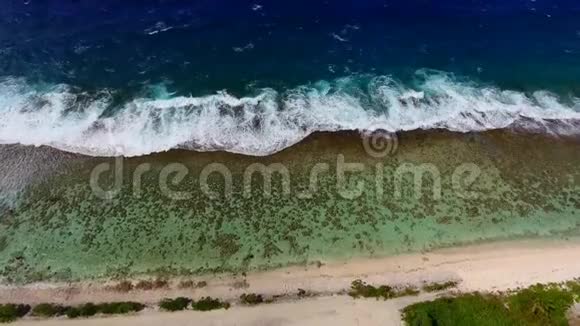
(0, 130, 579, 283)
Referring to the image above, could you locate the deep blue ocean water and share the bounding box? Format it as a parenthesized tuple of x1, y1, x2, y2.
(3, 0, 580, 93)
(1, 1, 579, 156)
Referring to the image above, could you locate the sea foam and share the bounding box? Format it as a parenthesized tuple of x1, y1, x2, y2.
(0, 70, 578, 157)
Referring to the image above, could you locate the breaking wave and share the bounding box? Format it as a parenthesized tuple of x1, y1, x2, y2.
(0, 70, 579, 157)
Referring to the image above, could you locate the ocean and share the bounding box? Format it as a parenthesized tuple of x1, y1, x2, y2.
(0, 0, 579, 283)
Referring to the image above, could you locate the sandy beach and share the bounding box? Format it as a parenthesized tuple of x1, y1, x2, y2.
(3, 237, 580, 325)
(4, 2, 580, 325)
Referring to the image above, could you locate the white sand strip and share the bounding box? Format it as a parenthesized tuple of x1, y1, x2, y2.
(7, 237, 580, 325)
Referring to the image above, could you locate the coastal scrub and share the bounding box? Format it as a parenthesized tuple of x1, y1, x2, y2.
(422, 281, 459, 293)
(191, 297, 230, 311)
(348, 280, 420, 300)
(0, 304, 30, 323)
(402, 283, 577, 326)
(240, 293, 264, 305)
(31, 303, 66, 317)
(159, 297, 191, 311)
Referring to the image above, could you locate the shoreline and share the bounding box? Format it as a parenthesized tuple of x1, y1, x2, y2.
(4, 127, 580, 160)
(3, 237, 580, 324)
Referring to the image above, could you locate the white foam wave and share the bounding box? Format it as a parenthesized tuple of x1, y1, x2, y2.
(0, 71, 579, 156)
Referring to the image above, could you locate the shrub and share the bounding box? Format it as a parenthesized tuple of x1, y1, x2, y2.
(135, 280, 154, 290)
(153, 278, 169, 289)
(96, 302, 145, 315)
(422, 281, 459, 293)
(79, 303, 99, 317)
(31, 303, 66, 317)
(192, 297, 230, 311)
(66, 303, 99, 319)
(159, 297, 191, 312)
(65, 307, 81, 319)
(402, 285, 577, 326)
(565, 279, 580, 297)
(135, 278, 168, 290)
(177, 280, 208, 289)
(508, 284, 574, 326)
(0, 304, 30, 323)
(348, 279, 394, 299)
(240, 293, 264, 305)
(394, 287, 420, 297)
(348, 280, 420, 300)
(112, 280, 134, 292)
(178, 280, 195, 289)
(15, 304, 30, 318)
(402, 293, 513, 326)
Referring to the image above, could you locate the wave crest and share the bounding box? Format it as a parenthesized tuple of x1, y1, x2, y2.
(0, 71, 579, 156)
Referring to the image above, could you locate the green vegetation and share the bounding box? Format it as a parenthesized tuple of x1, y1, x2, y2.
(565, 279, 580, 296)
(153, 278, 169, 289)
(191, 297, 230, 311)
(178, 280, 208, 289)
(403, 293, 515, 326)
(65, 308, 82, 319)
(64, 302, 144, 318)
(111, 280, 134, 292)
(395, 287, 421, 297)
(402, 282, 580, 326)
(78, 303, 99, 317)
(31, 303, 66, 317)
(0, 304, 30, 323)
(507, 284, 574, 326)
(96, 302, 145, 315)
(348, 280, 420, 300)
(135, 278, 168, 290)
(0, 295, 234, 323)
(349, 279, 394, 299)
(30, 301, 143, 320)
(65, 303, 99, 319)
(0, 296, 233, 323)
(111, 279, 169, 292)
(1, 278, 579, 325)
(134, 280, 153, 290)
(240, 293, 264, 305)
(159, 297, 191, 311)
(178, 280, 195, 288)
(422, 281, 459, 293)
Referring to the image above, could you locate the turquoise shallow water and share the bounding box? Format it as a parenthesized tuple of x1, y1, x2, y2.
(2, 1, 580, 286)
(0, 131, 579, 283)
